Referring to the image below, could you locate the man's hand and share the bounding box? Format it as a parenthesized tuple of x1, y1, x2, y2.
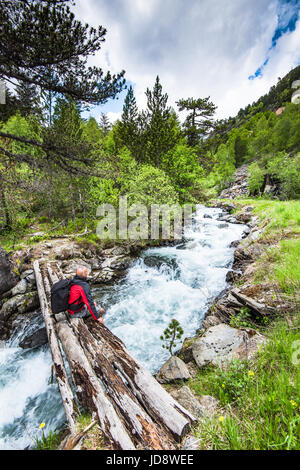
(98, 317, 104, 325)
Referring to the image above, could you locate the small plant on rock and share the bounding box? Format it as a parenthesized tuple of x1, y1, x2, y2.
(160, 319, 184, 356)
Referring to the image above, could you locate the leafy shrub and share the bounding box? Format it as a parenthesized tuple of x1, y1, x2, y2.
(126, 165, 179, 207)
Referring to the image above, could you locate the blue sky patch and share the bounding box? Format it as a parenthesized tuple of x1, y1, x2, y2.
(248, 0, 299, 80)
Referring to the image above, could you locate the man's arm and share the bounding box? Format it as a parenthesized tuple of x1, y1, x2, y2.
(78, 284, 100, 321)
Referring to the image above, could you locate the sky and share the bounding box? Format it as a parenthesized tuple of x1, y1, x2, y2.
(73, 0, 300, 123)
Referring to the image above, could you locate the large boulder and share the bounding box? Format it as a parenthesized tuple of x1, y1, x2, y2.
(101, 255, 133, 271)
(156, 356, 191, 384)
(54, 243, 82, 261)
(0, 292, 39, 320)
(192, 323, 266, 368)
(0, 245, 18, 296)
(19, 327, 48, 349)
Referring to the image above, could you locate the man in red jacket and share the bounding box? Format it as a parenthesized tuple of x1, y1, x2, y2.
(68, 266, 105, 324)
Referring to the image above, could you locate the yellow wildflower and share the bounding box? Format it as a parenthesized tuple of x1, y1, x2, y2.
(218, 416, 225, 423)
(222, 384, 225, 388)
(290, 400, 297, 407)
(248, 370, 255, 377)
(39, 422, 45, 429)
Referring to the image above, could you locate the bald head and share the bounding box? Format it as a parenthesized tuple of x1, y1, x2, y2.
(76, 266, 89, 278)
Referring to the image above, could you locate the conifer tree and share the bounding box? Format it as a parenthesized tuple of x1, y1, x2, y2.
(99, 113, 111, 136)
(144, 76, 180, 167)
(176, 96, 217, 147)
(0, 0, 126, 171)
(116, 85, 141, 159)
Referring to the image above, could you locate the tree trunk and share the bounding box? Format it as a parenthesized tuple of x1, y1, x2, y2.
(56, 320, 135, 450)
(86, 319, 197, 441)
(33, 261, 78, 431)
(70, 318, 174, 450)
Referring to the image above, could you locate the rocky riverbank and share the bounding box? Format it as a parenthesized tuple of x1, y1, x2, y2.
(154, 198, 296, 450)
(0, 237, 154, 345)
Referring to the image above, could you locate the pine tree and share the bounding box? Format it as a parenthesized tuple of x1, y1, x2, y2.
(115, 85, 142, 159)
(15, 82, 41, 118)
(176, 97, 217, 147)
(99, 113, 111, 136)
(0, 0, 126, 170)
(144, 76, 180, 167)
(160, 319, 184, 356)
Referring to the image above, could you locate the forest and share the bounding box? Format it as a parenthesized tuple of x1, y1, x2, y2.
(0, 1, 299, 250)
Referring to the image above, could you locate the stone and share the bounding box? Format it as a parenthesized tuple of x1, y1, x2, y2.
(242, 226, 251, 237)
(102, 246, 130, 257)
(201, 315, 222, 329)
(236, 213, 251, 223)
(156, 356, 191, 384)
(179, 338, 196, 363)
(181, 436, 201, 450)
(217, 223, 229, 229)
(20, 269, 34, 279)
(192, 323, 266, 368)
(19, 327, 48, 349)
(197, 395, 219, 416)
(11, 279, 27, 296)
(101, 255, 132, 271)
(225, 270, 241, 283)
(248, 230, 262, 242)
(0, 246, 18, 296)
(203, 214, 212, 219)
(61, 259, 92, 275)
(54, 244, 82, 260)
(170, 386, 204, 418)
(170, 386, 220, 421)
(0, 292, 39, 320)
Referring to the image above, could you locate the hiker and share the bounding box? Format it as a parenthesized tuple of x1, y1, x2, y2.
(67, 266, 105, 323)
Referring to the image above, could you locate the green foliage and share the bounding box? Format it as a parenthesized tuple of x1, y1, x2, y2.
(248, 152, 300, 199)
(35, 430, 62, 450)
(211, 143, 236, 190)
(160, 319, 184, 356)
(229, 306, 254, 329)
(248, 161, 266, 195)
(126, 164, 179, 207)
(161, 143, 205, 202)
(191, 320, 300, 450)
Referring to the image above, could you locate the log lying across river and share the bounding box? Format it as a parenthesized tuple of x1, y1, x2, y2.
(33, 260, 197, 450)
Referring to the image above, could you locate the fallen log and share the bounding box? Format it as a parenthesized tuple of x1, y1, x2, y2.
(56, 319, 135, 450)
(86, 319, 197, 442)
(33, 260, 78, 431)
(71, 318, 174, 450)
(231, 288, 276, 316)
(36, 260, 196, 449)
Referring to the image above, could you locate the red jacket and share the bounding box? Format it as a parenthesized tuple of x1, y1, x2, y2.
(67, 275, 100, 321)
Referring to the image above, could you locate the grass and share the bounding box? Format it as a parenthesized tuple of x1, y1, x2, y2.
(228, 198, 300, 238)
(34, 429, 65, 450)
(190, 319, 300, 450)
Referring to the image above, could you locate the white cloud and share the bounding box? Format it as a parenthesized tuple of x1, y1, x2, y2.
(73, 0, 300, 120)
(106, 111, 122, 124)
